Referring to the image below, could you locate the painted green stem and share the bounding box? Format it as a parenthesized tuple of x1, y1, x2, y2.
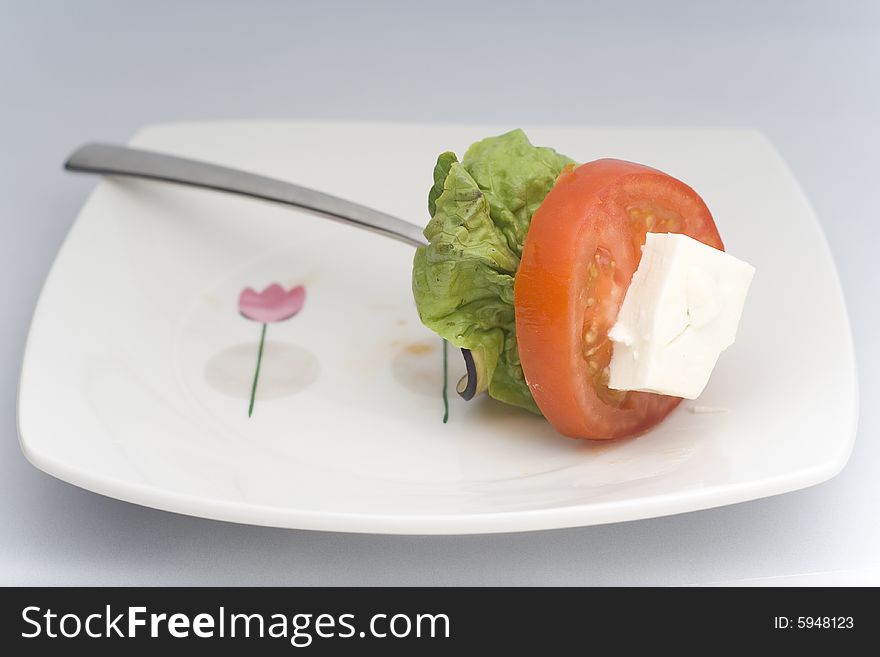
(248, 323, 267, 418)
(442, 339, 449, 424)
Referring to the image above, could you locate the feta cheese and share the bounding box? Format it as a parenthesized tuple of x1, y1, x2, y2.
(607, 232, 755, 399)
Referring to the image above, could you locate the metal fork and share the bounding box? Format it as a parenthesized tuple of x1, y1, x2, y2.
(65, 142, 427, 247)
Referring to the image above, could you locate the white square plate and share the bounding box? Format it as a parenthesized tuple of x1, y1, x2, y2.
(18, 121, 858, 534)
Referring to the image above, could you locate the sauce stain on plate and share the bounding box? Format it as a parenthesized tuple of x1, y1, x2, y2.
(390, 341, 441, 396)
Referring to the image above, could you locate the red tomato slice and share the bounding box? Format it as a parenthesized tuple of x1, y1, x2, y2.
(514, 159, 724, 440)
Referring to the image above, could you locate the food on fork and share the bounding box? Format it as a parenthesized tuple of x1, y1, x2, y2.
(413, 130, 754, 439)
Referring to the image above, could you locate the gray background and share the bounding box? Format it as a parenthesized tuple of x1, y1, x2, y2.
(1, 0, 877, 585)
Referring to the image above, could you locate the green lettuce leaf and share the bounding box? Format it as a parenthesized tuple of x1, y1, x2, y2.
(412, 129, 575, 413)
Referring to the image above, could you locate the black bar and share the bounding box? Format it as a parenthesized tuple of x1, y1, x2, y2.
(0, 587, 869, 654)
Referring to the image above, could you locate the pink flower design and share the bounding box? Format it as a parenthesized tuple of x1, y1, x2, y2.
(238, 283, 306, 417)
(239, 283, 306, 323)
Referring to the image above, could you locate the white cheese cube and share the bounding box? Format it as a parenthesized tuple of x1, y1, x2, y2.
(607, 232, 755, 399)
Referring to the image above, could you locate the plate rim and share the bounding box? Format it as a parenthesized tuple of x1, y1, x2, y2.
(16, 431, 856, 534)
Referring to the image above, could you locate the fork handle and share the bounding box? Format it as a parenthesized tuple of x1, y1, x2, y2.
(65, 142, 428, 248)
